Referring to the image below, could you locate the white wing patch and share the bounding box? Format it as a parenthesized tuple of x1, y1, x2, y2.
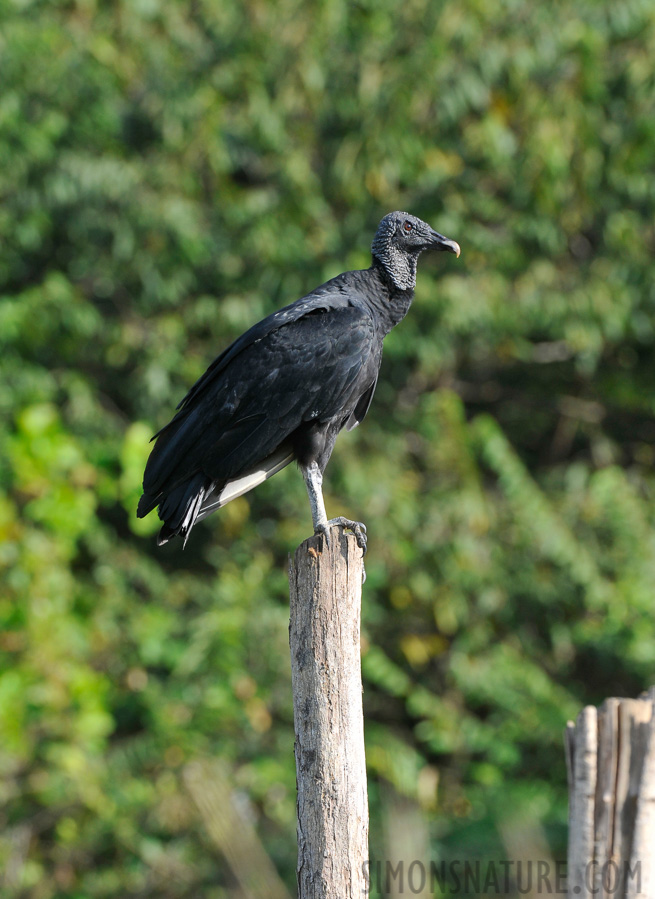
(196, 447, 294, 522)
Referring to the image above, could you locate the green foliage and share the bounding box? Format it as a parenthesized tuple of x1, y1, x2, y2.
(2, 0, 655, 894)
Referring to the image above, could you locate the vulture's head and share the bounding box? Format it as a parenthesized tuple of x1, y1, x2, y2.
(371, 211, 460, 290)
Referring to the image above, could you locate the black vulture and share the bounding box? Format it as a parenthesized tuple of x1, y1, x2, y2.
(137, 212, 460, 551)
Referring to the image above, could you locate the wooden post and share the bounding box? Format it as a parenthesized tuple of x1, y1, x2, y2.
(288, 525, 369, 899)
(565, 688, 655, 899)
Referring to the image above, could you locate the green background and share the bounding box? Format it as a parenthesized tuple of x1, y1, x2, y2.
(2, 0, 655, 895)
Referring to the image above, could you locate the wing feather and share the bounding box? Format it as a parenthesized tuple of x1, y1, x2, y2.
(139, 294, 381, 520)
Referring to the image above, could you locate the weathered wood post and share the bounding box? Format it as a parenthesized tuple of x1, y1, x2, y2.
(565, 687, 655, 899)
(288, 525, 369, 898)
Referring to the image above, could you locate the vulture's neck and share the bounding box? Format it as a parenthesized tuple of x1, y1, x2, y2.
(368, 258, 415, 334)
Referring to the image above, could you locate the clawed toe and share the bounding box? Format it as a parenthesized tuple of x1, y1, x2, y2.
(314, 517, 367, 554)
(314, 523, 332, 550)
(339, 520, 367, 554)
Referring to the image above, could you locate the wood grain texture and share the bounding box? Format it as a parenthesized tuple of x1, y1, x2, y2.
(568, 704, 598, 899)
(289, 526, 368, 899)
(567, 690, 655, 899)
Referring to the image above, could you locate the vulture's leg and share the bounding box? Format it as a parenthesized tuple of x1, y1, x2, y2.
(301, 461, 367, 555)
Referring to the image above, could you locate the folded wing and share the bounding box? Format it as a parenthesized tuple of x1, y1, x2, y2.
(137, 291, 380, 543)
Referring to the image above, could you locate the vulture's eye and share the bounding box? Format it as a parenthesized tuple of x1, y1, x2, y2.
(403, 221, 413, 233)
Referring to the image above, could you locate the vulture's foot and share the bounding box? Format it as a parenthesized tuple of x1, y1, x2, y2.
(316, 517, 367, 554)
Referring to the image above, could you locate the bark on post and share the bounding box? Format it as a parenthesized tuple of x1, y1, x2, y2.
(288, 525, 369, 899)
(565, 688, 655, 899)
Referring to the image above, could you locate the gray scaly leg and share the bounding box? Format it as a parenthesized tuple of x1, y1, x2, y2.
(301, 461, 367, 555)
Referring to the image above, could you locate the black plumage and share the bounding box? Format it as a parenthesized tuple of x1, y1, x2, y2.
(137, 212, 460, 549)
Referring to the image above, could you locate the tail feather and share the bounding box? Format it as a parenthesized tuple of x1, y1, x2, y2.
(154, 472, 210, 546)
(137, 491, 158, 519)
(138, 446, 294, 546)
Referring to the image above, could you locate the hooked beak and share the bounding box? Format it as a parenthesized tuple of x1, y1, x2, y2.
(428, 229, 461, 257)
